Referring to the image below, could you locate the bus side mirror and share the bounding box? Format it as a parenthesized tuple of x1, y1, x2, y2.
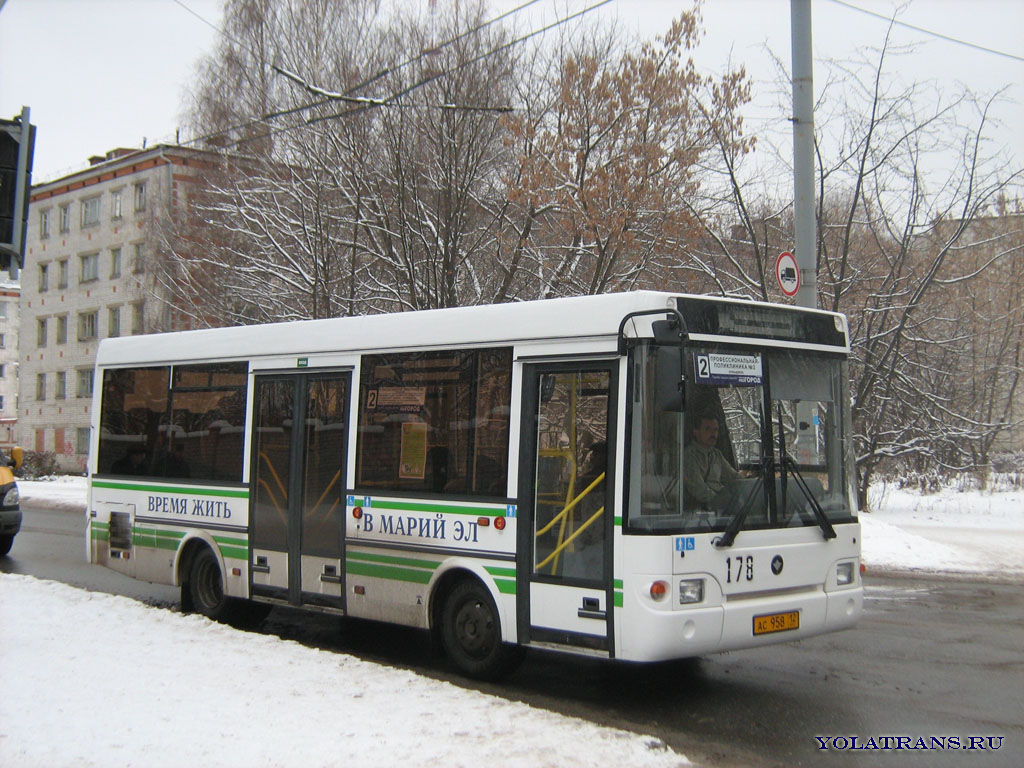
(11, 446, 24, 471)
(655, 346, 685, 412)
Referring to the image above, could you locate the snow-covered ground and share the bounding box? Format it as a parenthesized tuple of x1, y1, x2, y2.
(3, 476, 1021, 767)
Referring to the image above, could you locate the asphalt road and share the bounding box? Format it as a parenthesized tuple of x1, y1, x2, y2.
(4, 503, 1022, 767)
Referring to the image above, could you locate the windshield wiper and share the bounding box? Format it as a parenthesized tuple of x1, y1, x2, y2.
(714, 456, 770, 548)
(779, 453, 837, 540)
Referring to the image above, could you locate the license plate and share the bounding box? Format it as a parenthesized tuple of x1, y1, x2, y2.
(753, 610, 800, 635)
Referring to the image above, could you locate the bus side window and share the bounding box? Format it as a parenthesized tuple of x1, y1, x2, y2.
(356, 348, 512, 498)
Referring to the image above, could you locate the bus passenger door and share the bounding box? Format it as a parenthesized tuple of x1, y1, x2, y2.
(517, 361, 617, 655)
(250, 372, 350, 611)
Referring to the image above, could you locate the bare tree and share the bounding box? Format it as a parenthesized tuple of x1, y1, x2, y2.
(700, 26, 1024, 502)
(504, 5, 752, 299)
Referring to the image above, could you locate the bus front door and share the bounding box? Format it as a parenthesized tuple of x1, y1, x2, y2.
(518, 361, 617, 655)
(249, 372, 351, 611)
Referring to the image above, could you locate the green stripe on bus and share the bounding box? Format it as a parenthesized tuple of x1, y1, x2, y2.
(133, 525, 185, 539)
(614, 516, 622, 526)
(91, 527, 109, 542)
(214, 533, 249, 560)
(364, 499, 504, 517)
(485, 565, 516, 579)
(613, 578, 623, 589)
(213, 535, 248, 548)
(132, 536, 180, 552)
(91, 480, 249, 498)
(346, 560, 434, 585)
(494, 579, 517, 595)
(614, 591, 623, 607)
(346, 550, 441, 571)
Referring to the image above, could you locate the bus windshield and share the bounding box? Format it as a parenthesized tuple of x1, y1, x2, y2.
(627, 342, 858, 535)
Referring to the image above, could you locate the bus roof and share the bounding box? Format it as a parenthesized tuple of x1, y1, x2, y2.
(95, 291, 848, 367)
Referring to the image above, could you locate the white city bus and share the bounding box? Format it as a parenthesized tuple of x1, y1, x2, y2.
(87, 291, 862, 678)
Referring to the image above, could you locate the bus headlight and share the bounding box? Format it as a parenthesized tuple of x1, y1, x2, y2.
(2, 485, 19, 507)
(836, 561, 856, 586)
(678, 578, 705, 605)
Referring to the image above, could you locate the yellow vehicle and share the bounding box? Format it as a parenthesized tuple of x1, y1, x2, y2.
(0, 446, 24, 557)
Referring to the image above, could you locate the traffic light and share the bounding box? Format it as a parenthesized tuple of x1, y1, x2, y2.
(0, 107, 36, 273)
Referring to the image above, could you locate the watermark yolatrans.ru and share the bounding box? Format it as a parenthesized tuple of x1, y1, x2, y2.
(816, 735, 1004, 752)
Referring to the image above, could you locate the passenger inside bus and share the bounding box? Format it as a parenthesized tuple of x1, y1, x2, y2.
(683, 412, 740, 507)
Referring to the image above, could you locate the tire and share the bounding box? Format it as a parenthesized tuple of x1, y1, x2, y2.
(0, 534, 13, 557)
(188, 546, 231, 621)
(440, 579, 519, 680)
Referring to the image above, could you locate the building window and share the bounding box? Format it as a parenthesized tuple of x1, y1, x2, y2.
(57, 314, 68, 344)
(58, 259, 69, 289)
(56, 371, 67, 400)
(77, 368, 94, 399)
(134, 182, 146, 212)
(108, 306, 121, 337)
(0, 302, 5, 318)
(80, 252, 99, 282)
(110, 246, 122, 278)
(36, 373, 46, 401)
(78, 311, 98, 341)
(36, 317, 48, 347)
(0, 333, 5, 348)
(131, 302, 144, 334)
(38, 263, 49, 292)
(77, 427, 90, 456)
(81, 196, 101, 228)
(0, 395, 4, 410)
(35, 429, 45, 452)
(54, 427, 65, 455)
(0, 364, 5, 377)
(111, 189, 122, 219)
(132, 243, 145, 274)
(59, 204, 70, 233)
(40, 209, 50, 239)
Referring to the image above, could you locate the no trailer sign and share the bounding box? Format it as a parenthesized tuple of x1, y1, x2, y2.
(776, 251, 800, 297)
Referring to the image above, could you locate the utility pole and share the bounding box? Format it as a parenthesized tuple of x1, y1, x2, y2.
(790, 1, 818, 464)
(791, 0, 816, 309)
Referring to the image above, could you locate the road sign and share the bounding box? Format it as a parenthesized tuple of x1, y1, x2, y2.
(775, 251, 800, 297)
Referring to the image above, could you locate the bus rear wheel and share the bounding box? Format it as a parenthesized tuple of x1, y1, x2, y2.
(441, 579, 520, 680)
(188, 546, 231, 621)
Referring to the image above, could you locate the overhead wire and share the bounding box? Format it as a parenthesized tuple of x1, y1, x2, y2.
(826, 0, 1024, 63)
(171, 0, 607, 151)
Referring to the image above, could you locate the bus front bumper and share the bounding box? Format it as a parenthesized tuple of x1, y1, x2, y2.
(619, 584, 863, 662)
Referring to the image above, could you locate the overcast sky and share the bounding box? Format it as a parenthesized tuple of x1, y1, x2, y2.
(1, 0, 1021, 183)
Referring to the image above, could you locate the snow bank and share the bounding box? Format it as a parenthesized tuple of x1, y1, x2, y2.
(0, 574, 688, 768)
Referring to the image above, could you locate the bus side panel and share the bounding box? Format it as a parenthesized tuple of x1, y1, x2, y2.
(87, 482, 252, 599)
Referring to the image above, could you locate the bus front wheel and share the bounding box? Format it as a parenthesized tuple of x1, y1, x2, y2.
(441, 579, 520, 680)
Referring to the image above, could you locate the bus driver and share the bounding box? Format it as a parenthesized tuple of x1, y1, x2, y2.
(683, 413, 740, 507)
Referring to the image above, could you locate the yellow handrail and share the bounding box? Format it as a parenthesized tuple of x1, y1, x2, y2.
(307, 467, 342, 521)
(259, 450, 289, 500)
(535, 505, 605, 571)
(536, 472, 605, 537)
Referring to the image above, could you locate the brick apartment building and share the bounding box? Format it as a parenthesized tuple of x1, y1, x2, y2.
(0, 278, 19, 454)
(21, 145, 207, 472)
